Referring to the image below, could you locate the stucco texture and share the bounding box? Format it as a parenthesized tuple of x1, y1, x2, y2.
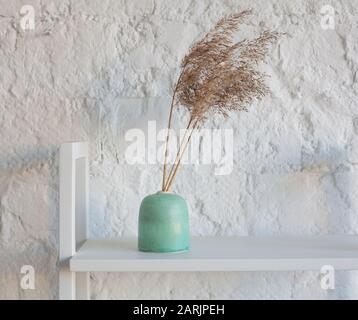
(0, 0, 358, 299)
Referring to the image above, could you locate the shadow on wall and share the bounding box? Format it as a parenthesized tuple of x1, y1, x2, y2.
(300, 146, 358, 299)
(0, 145, 59, 299)
(320, 152, 358, 299)
(0, 241, 58, 299)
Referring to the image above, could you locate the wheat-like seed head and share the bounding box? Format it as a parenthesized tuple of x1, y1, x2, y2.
(175, 10, 282, 124)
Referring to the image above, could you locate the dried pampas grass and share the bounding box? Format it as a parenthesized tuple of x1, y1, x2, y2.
(162, 9, 282, 191)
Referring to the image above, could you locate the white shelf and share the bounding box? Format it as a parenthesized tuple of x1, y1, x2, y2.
(59, 142, 358, 299)
(69, 236, 358, 272)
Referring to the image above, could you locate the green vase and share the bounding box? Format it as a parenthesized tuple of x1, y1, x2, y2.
(138, 191, 190, 253)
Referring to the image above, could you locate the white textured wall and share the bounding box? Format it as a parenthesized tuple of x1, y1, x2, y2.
(1, 0, 358, 299)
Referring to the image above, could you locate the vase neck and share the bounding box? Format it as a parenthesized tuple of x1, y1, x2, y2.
(157, 191, 174, 194)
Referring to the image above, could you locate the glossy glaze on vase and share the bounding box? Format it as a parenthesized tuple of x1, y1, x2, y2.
(138, 192, 190, 253)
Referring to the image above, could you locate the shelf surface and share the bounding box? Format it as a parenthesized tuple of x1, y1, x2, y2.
(69, 236, 358, 272)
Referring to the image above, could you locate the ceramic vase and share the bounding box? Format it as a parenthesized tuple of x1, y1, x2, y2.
(138, 191, 189, 252)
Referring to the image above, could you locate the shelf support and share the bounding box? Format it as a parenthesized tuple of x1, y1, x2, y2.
(59, 142, 89, 300)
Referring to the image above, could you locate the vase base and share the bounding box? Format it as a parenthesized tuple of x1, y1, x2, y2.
(138, 247, 189, 254)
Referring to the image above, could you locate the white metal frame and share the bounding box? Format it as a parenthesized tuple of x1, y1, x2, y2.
(59, 142, 90, 300)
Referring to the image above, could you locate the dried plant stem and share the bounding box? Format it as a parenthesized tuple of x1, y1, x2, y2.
(161, 96, 175, 190)
(161, 73, 184, 191)
(163, 117, 193, 190)
(165, 119, 200, 191)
